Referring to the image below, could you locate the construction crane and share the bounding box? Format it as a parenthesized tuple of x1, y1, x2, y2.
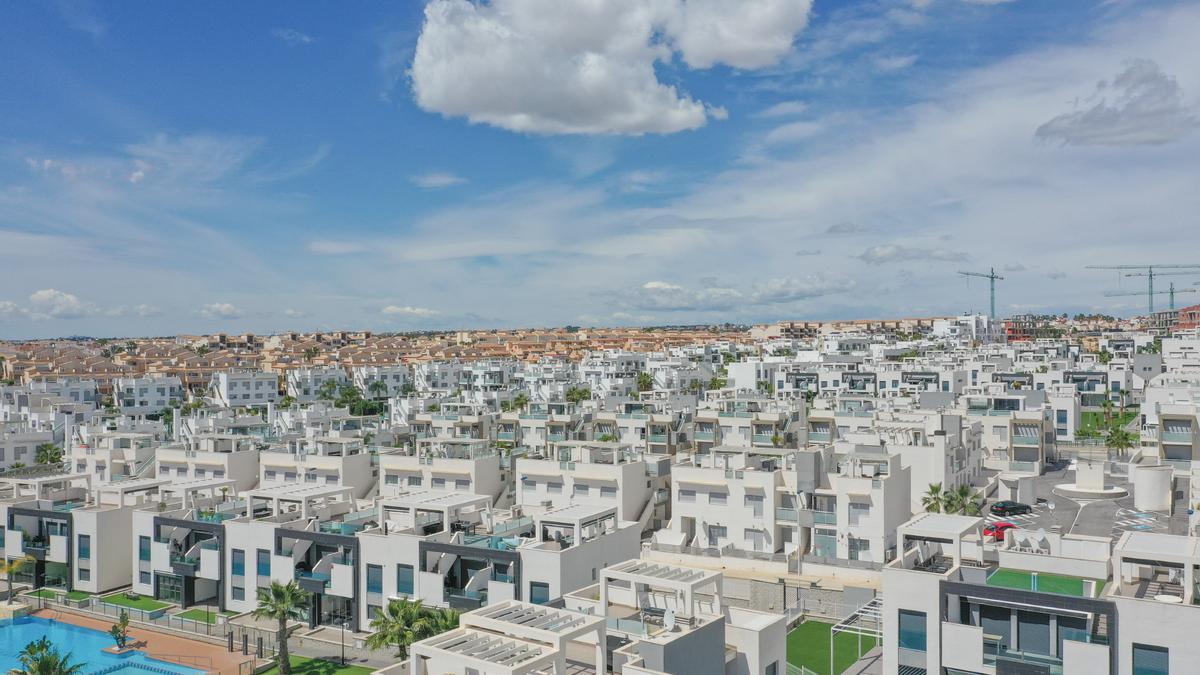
(1104, 283, 1195, 310)
(1086, 264, 1200, 313)
(958, 268, 1005, 320)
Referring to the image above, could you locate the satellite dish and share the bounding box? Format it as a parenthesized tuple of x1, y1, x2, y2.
(663, 608, 676, 632)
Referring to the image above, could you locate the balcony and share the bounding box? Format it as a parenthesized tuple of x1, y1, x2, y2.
(752, 433, 777, 445)
(775, 507, 799, 523)
(694, 431, 715, 441)
(296, 569, 331, 593)
(1162, 431, 1193, 444)
(648, 433, 668, 444)
(808, 430, 831, 442)
(1012, 435, 1040, 447)
(812, 510, 836, 525)
(547, 433, 566, 442)
(497, 431, 516, 441)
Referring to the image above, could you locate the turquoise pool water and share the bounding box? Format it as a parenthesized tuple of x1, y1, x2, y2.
(0, 617, 205, 674)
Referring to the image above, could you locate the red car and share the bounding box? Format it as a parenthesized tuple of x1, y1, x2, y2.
(984, 522, 1017, 540)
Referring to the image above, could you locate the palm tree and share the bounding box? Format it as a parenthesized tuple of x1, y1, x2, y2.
(945, 485, 984, 516)
(252, 581, 309, 675)
(368, 380, 388, 400)
(512, 393, 529, 411)
(18, 637, 83, 675)
(921, 483, 946, 513)
(636, 372, 653, 392)
(1118, 389, 1129, 417)
(34, 444, 62, 466)
(366, 599, 437, 659)
(1101, 400, 1113, 425)
(317, 380, 339, 401)
(3, 555, 34, 604)
(1106, 428, 1138, 456)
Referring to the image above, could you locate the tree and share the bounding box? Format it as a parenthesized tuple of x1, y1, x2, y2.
(365, 599, 458, 659)
(317, 380, 340, 401)
(400, 382, 417, 396)
(944, 485, 984, 516)
(770, 433, 783, 448)
(303, 347, 320, 363)
(1119, 389, 1130, 417)
(921, 483, 946, 513)
(1102, 400, 1113, 425)
(34, 444, 62, 466)
(280, 395, 296, 408)
(1097, 349, 1112, 365)
(252, 581, 309, 675)
(3, 555, 34, 604)
(109, 610, 131, 650)
(368, 380, 389, 400)
(1106, 428, 1138, 455)
(565, 387, 591, 404)
(18, 637, 83, 675)
(512, 393, 529, 411)
(636, 372, 653, 392)
(597, 433, 617, 443)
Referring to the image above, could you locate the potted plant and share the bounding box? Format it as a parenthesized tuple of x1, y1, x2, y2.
(107, 611, 132, 653)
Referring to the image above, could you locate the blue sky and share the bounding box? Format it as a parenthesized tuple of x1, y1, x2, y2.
(2, 0, 1199, 338)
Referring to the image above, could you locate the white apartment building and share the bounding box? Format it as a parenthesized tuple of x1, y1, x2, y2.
(411, 361, 464, 394)
(114, 375, 184, 416)
(378, 438, 504, 504)
(67, 430, 157, 482)
(578, 351, 647, 398)
(210, 370, 279, 408)
(350, 364, 411, 399)
(515, 441, 660, 527)
(498, 401, 588, 453)
(156, 434, 261, 491)
(285, 366, 349, 402)
(258, 436, 374, 498)
(692, 393, 806, 453)
(590, 400, 687, 455)
(0, 423, 55, 471)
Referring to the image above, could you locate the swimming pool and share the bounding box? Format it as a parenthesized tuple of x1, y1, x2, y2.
(0, 617, 206, 675)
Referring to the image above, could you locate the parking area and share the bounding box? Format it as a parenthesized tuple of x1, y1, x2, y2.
(980, 460, 1189, 544)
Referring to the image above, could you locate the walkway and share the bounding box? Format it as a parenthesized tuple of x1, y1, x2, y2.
(33, 609, 263, 675)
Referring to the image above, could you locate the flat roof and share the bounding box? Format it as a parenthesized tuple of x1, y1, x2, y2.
(416, 628, 556, 670)
(902, 512, 983, 538)
(604, 559, 721, 588)
(1117, 531, 1200, 561)
(380, 489, 490, 509)
(246, 483, 353, 500)
(468, 601, 604, 641)
(538, 503, 616, 524)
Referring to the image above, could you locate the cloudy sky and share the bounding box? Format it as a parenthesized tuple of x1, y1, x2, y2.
(2, 0, 1199, 338)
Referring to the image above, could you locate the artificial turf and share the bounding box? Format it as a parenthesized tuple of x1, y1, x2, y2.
(100, 592, 171, 611)
(786, 620, 877, 675)
(986, 569, 1097, 597)
(258, 656, 375, 675)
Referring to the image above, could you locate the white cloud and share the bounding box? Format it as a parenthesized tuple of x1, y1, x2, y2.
(283, 308, 310, 318)
(0, 301, 29, 322)
(410, 172, 468, 188)
(764, 120, 824, 144)
(1035, 59, 1199, 145)
(199, 303, 244, 320)
(795, 248, 821, 256)
(856, 244, 969, 264)
(407, 0, 812, 135)
(381, 305, 441, 317)
(132, 304, 162, 318)
(825, 222, 865, 235)
(271, 28, 314, 45)
(627, 275, 852, 312)
(28, 289, 93, 320)
(874, 54, 918, 72)
(308, 240, 368, 255)
(749, 276, 856, 304)
(755, 100, 810, 118)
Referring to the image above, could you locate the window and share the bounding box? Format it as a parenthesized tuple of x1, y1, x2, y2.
(573, 484, 590, 497)
(385, 475, 398, 485)
(78, 534, 91, 560)
(256, 549, 270, 577)
(529, 581, 550, 605)
(600, 486, 617, 499)
(765, 662, 777, 675)
(433, 477, 447, 489)
(139, 570, 151, 585)
(744, 494, 763, 517)
(709, 491, 727, 505)
(455, 479, 470, 491)
(78, 567, 90, 581)
(139, 536, 151, 562)
(232, 584, 245, 601)
(548, 482, 562, 494)
(522, 478, 535, 492)
(1133, 644, 1168, 675)
(679, 489, 696, 503)
(898, 610, 927, 652)
(232, 549, 245, 576)
(408, 476, 422, 486)
(396, 564, 414, 595)
(707, 525, 727, 543)
(367, 564, 383, 594)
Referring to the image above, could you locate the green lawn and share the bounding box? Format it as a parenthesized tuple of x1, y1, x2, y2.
(175, 608, 235, 624)
(1079, 410, 1137, 435)
(65, 590, 92, 601)
(986, 569, 1100, 597)
(29, 589, 59, 599)
(258, 656, 375, 675)
(100, 593, 171, 611)
(787, 620, 877, 675)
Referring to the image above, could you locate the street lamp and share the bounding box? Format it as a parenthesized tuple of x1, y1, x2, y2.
(341, 620, 349, 666)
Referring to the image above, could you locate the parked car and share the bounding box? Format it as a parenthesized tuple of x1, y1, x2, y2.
(984, 522, 1017, 540)
(990, 500, 1032, 517)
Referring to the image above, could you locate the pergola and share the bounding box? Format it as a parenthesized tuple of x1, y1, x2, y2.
(829, 596, 883, 675)
(599, 559, 723, 624)
(376, 489, 492, 533)
(244, 483, 355, 520)
(410, 628, 558, 675)
(465, 600, 607, 675)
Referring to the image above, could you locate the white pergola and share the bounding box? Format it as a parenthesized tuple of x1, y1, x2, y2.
(599, 560, 724, 623)
(377, 489, 492, 533)
(0, 470, 91, 501)
(829, 596, 883, 675)
(410, 628, 558, 675)
(466, 600, 607, 675)
(897, 512, 984, 568)
(245, 483, 355, 520)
